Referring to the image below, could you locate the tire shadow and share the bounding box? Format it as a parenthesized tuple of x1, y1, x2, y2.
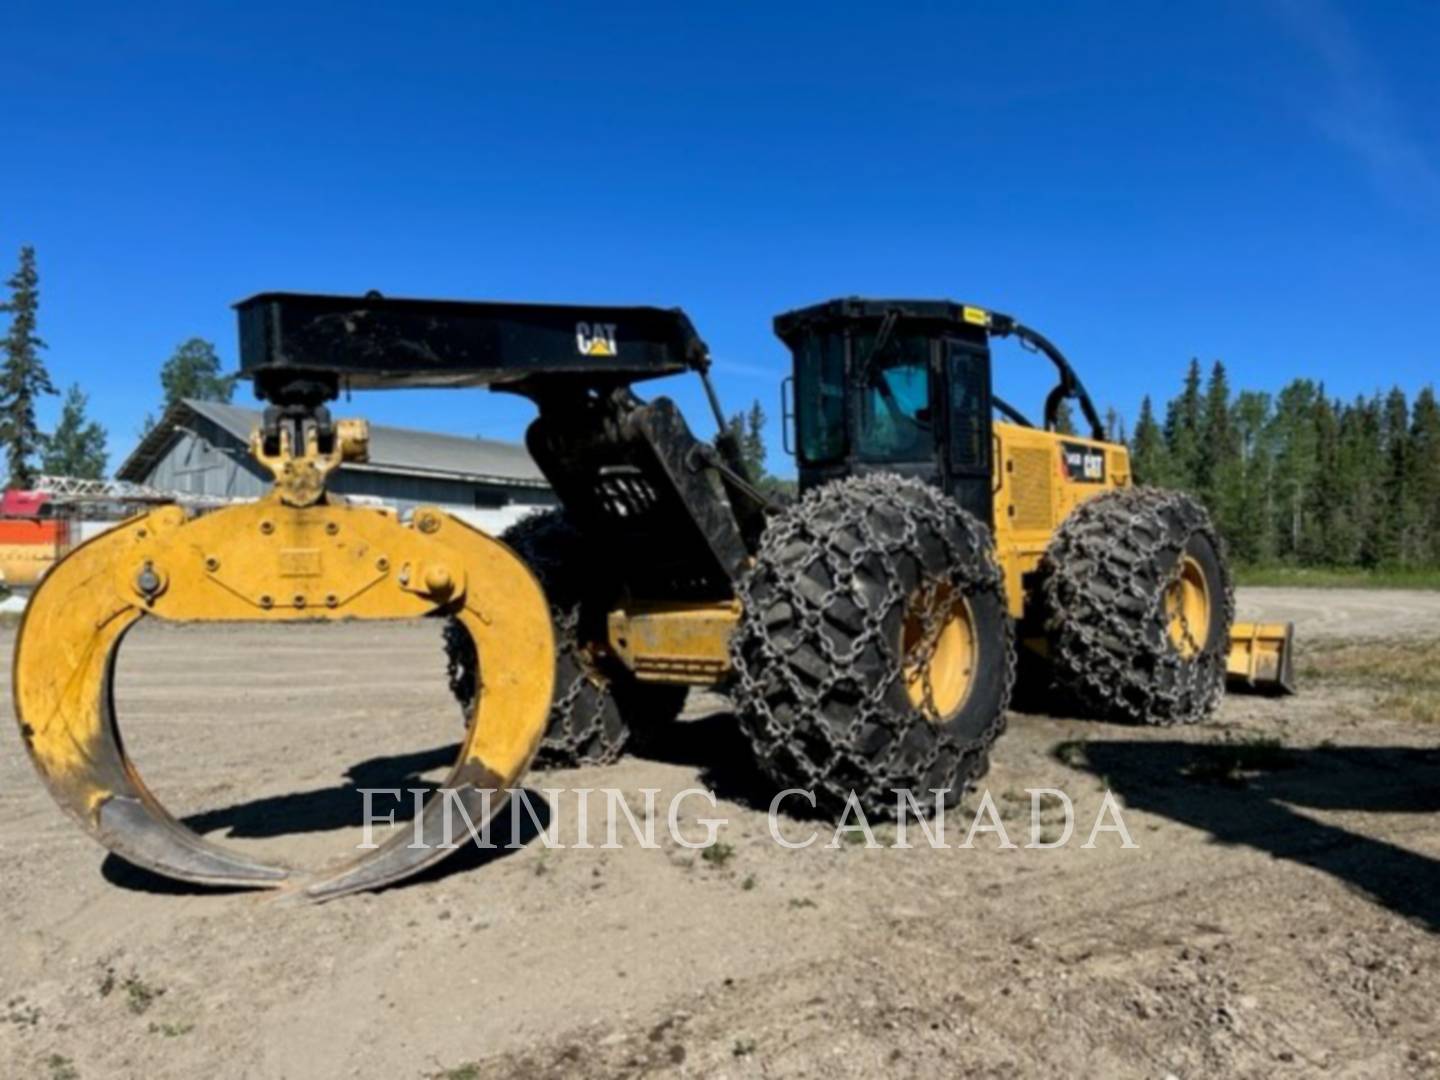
(1076, 738, 1440, 932)
(632, 708, 830, 821)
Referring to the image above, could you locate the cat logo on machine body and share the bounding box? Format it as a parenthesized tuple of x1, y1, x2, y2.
(1060, 441, 1106, 483)
(575, 321, 619, 357)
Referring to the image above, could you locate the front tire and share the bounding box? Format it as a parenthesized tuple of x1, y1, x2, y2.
(730, 474, 1014, 817)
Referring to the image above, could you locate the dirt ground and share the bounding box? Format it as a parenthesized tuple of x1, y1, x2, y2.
(1, 588, 1437, 1080)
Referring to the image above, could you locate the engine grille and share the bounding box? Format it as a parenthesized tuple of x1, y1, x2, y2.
(1008, 446, 1054, 531)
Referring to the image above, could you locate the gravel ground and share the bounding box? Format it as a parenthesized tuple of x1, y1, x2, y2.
(1, 588, 1436, 1079)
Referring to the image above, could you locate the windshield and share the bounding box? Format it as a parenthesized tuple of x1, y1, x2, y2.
(856, 335, 932, 462)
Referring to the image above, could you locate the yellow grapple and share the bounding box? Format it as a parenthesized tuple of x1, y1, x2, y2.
(12, 417, 555, 900)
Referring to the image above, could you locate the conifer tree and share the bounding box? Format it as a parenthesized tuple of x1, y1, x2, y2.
(1268, 380, 1320, 561)
(0, 246, 56, 487)
(1130, 395, 1171, 487)
(159, 338, 233, 410)
(1197, 361, 1243, 543)
(41, 384, 108, 479)
(1378, 389, 1414, 565)
(1408, 387, 1440, 565)
(1052, 399, 1077, 436)
(1162, 358, 1203, 491)
(1233, 390, 1275, 564)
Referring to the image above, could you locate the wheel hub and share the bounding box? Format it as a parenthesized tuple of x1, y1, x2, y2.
(902, 583, 977, 724)
(1165, 554, 1212, 658)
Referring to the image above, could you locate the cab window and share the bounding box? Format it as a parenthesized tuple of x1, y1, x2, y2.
(796, 333, 846, 464)
(856, 335, 932, 463)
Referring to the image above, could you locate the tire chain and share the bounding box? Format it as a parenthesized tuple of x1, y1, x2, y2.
(729, 473, 1015, 815)
(1038, 486, 1234, 725)
(444, 510, 628, 766)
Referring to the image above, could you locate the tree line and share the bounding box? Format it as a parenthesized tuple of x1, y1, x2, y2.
(1130, 360, 1440, 569)
(4, 242, 1435, 570)
(0, 243, 233, 486)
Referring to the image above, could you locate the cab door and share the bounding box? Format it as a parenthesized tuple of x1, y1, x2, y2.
(943, 338, 994, 526)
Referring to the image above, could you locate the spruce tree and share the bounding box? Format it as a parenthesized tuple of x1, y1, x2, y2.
(0, 246, 56, 487)
(41, 384, 108, 479)
(1130, 395, 1171, 487)
(1197, 361, 1243, 544)
(743, 400, 768, 481)
(1303, 390, 1345, 564)
(1268, 380, 1319, 561)
(1162, 358, 1203, 491)
(1408, 387, 1440, 565)
(1379, 389, 1413, 565)
(1052, 399, 1077, 436)
(1103, 406, 1121, 444)
(1233, 390, 1275, 565)
(725, 399, 769, 484)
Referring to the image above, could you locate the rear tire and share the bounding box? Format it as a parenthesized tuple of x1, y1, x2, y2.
(445, 509, 687, 767)
(730, 474, 1014, 817)
(1038, 487, 1233, 725)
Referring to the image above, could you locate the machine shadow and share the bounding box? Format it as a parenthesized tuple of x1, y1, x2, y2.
(1078, 739, 1440, 932)
(103, 744, 550, 895)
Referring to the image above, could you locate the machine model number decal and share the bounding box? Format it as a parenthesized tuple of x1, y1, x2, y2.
(1061, 442, 1106, 483)
(576, 321, 618, 357)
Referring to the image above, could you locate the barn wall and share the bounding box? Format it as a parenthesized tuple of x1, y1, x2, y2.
(135, 420, 556, 534)
(143, 417, 270, 499)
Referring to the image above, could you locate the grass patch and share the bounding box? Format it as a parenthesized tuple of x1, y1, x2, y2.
(148, 1021, 194, 1037)
(47, 1054, 79, 1080)
(700, 841, 736, 868)
(1300, 638, 1440, 724)
(122, 975, 165, 1016)
(1052, 740, 1089, 769)
(1234, 565, 1440, 590)
(427, 1066, 481, 1080)
(1182, 733, 1294, 787)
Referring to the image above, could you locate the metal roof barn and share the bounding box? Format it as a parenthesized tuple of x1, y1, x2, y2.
(116, 398, 556, 533)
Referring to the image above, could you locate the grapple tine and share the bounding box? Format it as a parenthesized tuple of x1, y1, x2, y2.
(91, 645, 291, 885)
(303, 604, 551, 901)
(14, 519, 290, 888)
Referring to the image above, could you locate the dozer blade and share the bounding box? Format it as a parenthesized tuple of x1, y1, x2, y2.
(13, 500, 554, 901)
(1226, 621, 1297, 695)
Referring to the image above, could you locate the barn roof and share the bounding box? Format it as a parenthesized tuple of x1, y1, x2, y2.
(117, 398, 548, 489)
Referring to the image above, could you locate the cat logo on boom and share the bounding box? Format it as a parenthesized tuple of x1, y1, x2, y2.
(576, 321, 618, 357)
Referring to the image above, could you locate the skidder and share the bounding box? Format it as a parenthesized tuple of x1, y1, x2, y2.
(12, 290, 1292, 897)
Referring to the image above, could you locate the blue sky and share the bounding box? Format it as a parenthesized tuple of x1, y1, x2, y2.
(2, 1, 1437, 475)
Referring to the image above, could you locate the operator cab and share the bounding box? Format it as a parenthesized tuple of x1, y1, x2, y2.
(774, 298, 1107, 529)
(775, 299, 996, 525)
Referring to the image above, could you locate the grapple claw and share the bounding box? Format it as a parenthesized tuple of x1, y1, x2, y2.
(13, 500, 554, 899)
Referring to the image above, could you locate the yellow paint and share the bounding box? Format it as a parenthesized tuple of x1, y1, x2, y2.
(901, 584, 976, 722)
(607, 600, 741, 683)
(991, 421, 1130, 618)
(1165, 554, 1213, 658)
(249, 418, 370, 507)
(1226, 621, 1296, 691)
(12, 456, 555, 866)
